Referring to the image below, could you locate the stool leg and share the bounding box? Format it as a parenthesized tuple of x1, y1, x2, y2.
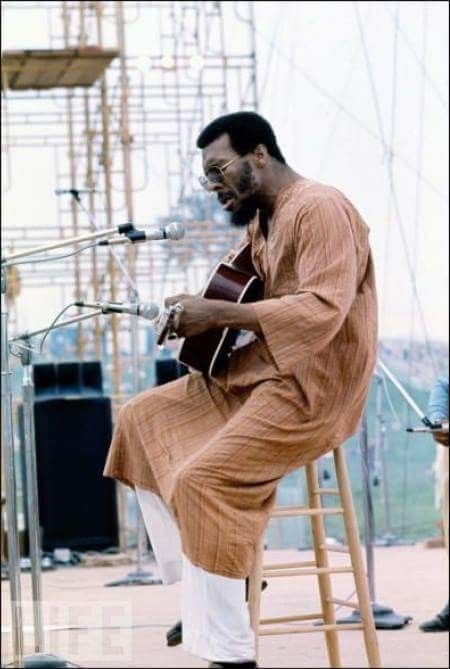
(334, 446, 382, 668)
(306, 461, 342, 668)
(247, 534, 264, 663)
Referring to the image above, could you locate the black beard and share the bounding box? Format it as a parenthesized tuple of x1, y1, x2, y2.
(229, 160, 259, 227)
(229, 193, 260, 227)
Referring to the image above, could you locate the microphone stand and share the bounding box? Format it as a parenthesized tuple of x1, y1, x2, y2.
(2, 225, 135, 266)
(337, 410, 412, 629)
(8, 332, 83, 669)
(6, 300, 164, 668)
(373, 373, 393, 543)
(337, 358, 421, 629)
(17, 337, 44, 655)
(104, 300, 161, 587)
(1, 268, 24, 668)
(376, 358, 434, 427)
(0, 224, 142, 669)
(373, 373, 413, 547)
(57, 189, 160, 586)
(63, 190, 139, 297)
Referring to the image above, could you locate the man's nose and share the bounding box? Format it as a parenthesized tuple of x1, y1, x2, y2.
(207, 181, 223, 193)
(204, 182, 225, 197)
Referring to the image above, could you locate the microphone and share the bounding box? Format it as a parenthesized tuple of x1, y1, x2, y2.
(55, 188, 96, 194)
(55, 188, 96, 200)
(75, 300, 160, 321)
(406, 421, 448, 433)
(98, 221, 185, 245)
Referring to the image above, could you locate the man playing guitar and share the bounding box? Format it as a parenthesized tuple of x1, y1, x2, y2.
(103, 111, 378, 668)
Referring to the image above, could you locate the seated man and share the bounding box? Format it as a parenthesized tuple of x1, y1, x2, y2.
(103, 111, 378, 667)
(419, 375, 449, 633)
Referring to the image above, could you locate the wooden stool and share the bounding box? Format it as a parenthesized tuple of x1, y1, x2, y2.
(247, 444, 382, 668)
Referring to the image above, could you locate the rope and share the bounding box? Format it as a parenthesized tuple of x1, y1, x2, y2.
(383, 2, 448, 112)
(401, 1, 429, 538)
(253, 22, 448, 203)
(407, 1, 428, 379)
(316, 36, 366, 179)
(258, 5, 284, 104)
(380, 1, 399, 337)
(353, 0, 439, 377)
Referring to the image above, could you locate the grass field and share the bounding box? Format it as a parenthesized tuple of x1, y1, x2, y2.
(269, 381, 443, 549)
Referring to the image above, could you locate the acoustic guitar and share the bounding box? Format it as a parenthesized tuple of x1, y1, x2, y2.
(155, 243, 263, 377)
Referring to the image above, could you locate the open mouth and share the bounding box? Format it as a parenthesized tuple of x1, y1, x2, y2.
(218, 193, 235, 211)
(222, 198, 235, 211)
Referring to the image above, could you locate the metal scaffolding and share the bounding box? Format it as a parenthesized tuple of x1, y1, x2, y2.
(1, 0, 258, 553)
(2, 0, 258, 389)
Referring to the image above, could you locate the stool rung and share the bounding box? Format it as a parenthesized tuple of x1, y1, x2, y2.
(261, 612, 323, 625)
(272, 506, 343, 518)
(312, 488, 340, 495)
(328, 597, 360, 610)
(264, 560, 316, 570)
(259, 622, 364, 636)
(262, 566, 353, 578)
(320, 543, 349, 553)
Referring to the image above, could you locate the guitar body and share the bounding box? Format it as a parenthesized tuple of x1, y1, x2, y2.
(160, 243, 264, 377)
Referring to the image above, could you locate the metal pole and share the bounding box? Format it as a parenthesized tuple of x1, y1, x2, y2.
(62, 1, 84, 360)
(95, 0, 126, 552)
(79, 1, 102, 360)
(20, 340, 44, 653)
(249, 1, 258, 111)
(10, 311, 103, 342)
(10, 325, 98, 667)
(130, 313, 151, 577)
(95, 0, 121, 399)
(338, 400, 412, 629)
(375, 376, 392, 537)
(359, 411, 376, 602)
(3, 225, 124, 264)
(115, 0, 152, 581)
(377, 358, 432, 425)
(1, 270, 24, 667)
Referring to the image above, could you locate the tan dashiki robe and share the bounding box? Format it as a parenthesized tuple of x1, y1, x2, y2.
(103, 178, 378, 579)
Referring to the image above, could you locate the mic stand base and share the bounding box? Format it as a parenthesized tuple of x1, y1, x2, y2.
(336, 602, 413, 629)
(105, 568, 162, 587)
(374, 533, 415, 547)
(21, 653, 79, 668)
(2, 555, 54, 577)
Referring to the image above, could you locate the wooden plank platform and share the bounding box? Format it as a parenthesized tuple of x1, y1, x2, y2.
(1, 47, 119, 90)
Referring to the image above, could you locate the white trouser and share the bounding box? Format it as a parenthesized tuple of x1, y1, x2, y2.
(135, 486, 256, 663)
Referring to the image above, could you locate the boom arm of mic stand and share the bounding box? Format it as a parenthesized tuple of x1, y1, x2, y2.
(69, 194, 139, 299)
(10, 310, 103, 343)
(376, 358, 433, 428)
(406, 422, 448, 433)
(2, 226, 130, 265)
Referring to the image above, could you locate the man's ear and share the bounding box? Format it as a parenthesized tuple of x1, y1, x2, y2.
(254, 144, 268, 167)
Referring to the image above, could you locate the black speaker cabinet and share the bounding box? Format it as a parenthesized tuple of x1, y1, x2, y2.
(33, 361, 103, 397)
(18, 393, 118, 553)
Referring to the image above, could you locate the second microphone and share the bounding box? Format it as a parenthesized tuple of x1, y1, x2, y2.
(98, 221, 185, 245)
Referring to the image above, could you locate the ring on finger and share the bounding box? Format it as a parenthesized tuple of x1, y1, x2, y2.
(171, 302, 184, 331)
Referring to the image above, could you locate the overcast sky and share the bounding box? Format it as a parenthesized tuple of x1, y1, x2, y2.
(2, 1, 449, 346)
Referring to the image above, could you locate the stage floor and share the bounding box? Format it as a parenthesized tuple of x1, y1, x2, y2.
(2, 544, 449, 668)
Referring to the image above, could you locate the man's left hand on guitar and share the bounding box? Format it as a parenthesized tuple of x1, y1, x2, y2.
(163, 293, 262, 339)
(164, 294, 220, 338)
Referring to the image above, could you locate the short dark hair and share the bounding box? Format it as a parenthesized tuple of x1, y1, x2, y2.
(196, 111, 286, 164)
